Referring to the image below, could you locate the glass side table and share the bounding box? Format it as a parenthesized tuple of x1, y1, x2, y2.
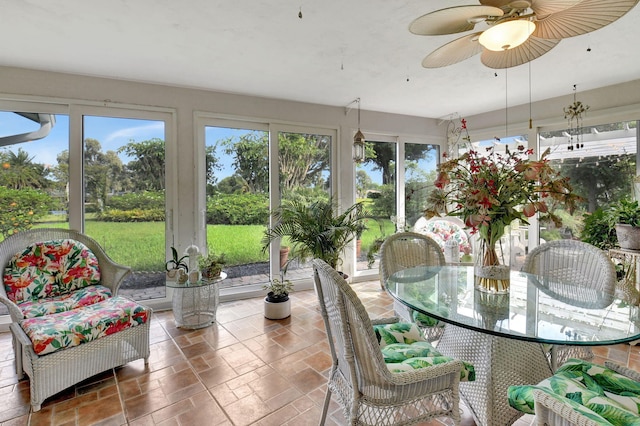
(166, 272, 226, 329)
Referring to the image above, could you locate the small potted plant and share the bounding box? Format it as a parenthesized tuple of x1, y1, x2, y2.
(165, 246, 189, 283)
(198, 251, 226, 282)
(612, 198, 640, 250)
(263, 277, 293, 319)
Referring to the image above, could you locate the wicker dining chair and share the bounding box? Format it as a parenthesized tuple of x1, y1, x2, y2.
(521, 239, 617, 370)
(379, 232, 446, 341)
(313, 259, 465, 425)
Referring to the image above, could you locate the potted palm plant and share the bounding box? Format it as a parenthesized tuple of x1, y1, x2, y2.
(263, 277, 293, 319)
(261, 197, 368, 274)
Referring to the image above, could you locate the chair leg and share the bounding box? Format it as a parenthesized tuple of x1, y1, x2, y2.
(319, 387, 332, 425)
(12, 332, 24, 379)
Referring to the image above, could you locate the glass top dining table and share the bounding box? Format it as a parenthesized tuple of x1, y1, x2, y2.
(385, 264, 640, 426)
(386, 265, 640, 347)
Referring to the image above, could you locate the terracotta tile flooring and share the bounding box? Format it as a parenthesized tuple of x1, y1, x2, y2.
(1, 280, 640, 426)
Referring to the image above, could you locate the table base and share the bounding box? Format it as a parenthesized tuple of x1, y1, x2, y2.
(436, 324, 552, 426)
(172, 284, 219, 329)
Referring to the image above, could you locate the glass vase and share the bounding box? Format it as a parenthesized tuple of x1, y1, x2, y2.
(474, 235, 511, 293)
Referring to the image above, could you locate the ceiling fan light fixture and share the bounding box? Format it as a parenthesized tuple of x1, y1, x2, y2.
(479, 20, 535, 51)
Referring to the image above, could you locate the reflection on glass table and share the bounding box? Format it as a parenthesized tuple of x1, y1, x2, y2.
(166, 272, 226, 329)
(385, 266, 640, 426)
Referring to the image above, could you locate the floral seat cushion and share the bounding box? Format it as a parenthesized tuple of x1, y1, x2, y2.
(20, 296, 150, 355)
(3, 239, 101, 303)
(508, 358, 640, 425)
(16, 285, 113, 319)
(373, 322, 475, 382)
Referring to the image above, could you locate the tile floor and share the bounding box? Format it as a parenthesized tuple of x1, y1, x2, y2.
(1, 280, 639, 426)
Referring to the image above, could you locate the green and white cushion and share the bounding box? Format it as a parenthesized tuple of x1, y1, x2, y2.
(20, 296, 150, 355)
(3, 239, 101, 303)
(508, 358, 640, 425)
(373, 322, 475, 382)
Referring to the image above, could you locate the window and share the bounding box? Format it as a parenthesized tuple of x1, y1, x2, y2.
(540, 120, 638, 242)
(200, 118, 334, 292)
(82, 115, 168, 301)
(356, 140, 396, 272)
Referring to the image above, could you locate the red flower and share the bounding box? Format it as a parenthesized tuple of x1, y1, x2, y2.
(523, 203, 537, 217)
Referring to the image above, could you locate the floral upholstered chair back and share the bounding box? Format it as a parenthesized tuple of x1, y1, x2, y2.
(3, 239, 101, 304)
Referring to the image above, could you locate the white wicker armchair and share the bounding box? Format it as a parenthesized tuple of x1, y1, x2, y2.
(0, 228, 150, 411)
(522, 239, 617, 370)
(379, 232, 446, 341)
(0, 228, 132, 324)
(313, 258, 465, 425)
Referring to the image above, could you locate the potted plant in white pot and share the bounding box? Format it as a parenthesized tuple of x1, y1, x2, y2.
(612, 198, 640, 250)
(165, 246, 189, 284)
(263, 277, 294, 319)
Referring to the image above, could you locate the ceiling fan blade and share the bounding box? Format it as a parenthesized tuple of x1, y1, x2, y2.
(480, 36, 560, 68)
(532, 0, 639, 39)
(422, 33, 484, 68)
(409, 5, 503, 35)
(480, 0, 521, 8)
(530, 0, 582, 18)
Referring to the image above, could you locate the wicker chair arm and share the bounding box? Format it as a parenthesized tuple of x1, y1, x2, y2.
(533, 390, 602, 426)
(10, 322, 33, 349)
(96, 257, 132, 295)
(604, 361, 640, 382)
(0, 294, 24, 322)
(370, 316, 399, 325)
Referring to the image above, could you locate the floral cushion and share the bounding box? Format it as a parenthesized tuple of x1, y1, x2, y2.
(20, 296, 149, 355)
(508, 359, 640, 425)
(3, 239, 101, 303)
(373, 322, 475, 382)
(415, 219, 471, 254)
(16, 285, 113, 318)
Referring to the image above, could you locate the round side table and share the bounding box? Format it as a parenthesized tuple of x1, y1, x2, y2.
(167, 272, 226, 329)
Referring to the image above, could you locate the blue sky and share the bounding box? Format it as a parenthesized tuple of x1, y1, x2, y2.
(0, 111, 396, 184)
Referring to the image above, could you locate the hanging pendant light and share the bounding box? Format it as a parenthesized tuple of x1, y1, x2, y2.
(353, 98, 366, 163)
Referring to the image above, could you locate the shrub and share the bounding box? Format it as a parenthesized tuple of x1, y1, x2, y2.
(0, 187, 53, 239)
(96, 208, 165, 222)
(107, 191, 165, 210)
(207, 193, 269, 225)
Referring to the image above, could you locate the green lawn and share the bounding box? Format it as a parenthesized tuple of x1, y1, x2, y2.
(32, 218, 393, 272)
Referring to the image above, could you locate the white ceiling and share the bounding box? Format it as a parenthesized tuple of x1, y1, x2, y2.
(2, 0, 639, 118)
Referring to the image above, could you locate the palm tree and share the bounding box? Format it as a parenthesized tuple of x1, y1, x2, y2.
(0, 148, 49, 189)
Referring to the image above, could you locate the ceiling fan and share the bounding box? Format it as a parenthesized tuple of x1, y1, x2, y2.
(409, 0, 639, 69)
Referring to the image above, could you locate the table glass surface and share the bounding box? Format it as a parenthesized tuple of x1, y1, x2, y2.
(165, 272, 226, 288)
(386, 265, 640, 346)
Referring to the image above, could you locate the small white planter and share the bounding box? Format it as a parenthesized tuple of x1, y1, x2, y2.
(264, 298, 291, 319)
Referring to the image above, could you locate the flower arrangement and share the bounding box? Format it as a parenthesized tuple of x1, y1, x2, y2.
(425, 134, 581, 281)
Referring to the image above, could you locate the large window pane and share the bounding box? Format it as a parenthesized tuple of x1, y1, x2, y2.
(0, 110, 69, 315)
(356, 140, 396, 272)
(405, 143, 439, 229)
(204, 126, 270, 289)
(279, 131, 331, 280)
(540, 120, 637, 243)
(83, 116, 167, 301)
